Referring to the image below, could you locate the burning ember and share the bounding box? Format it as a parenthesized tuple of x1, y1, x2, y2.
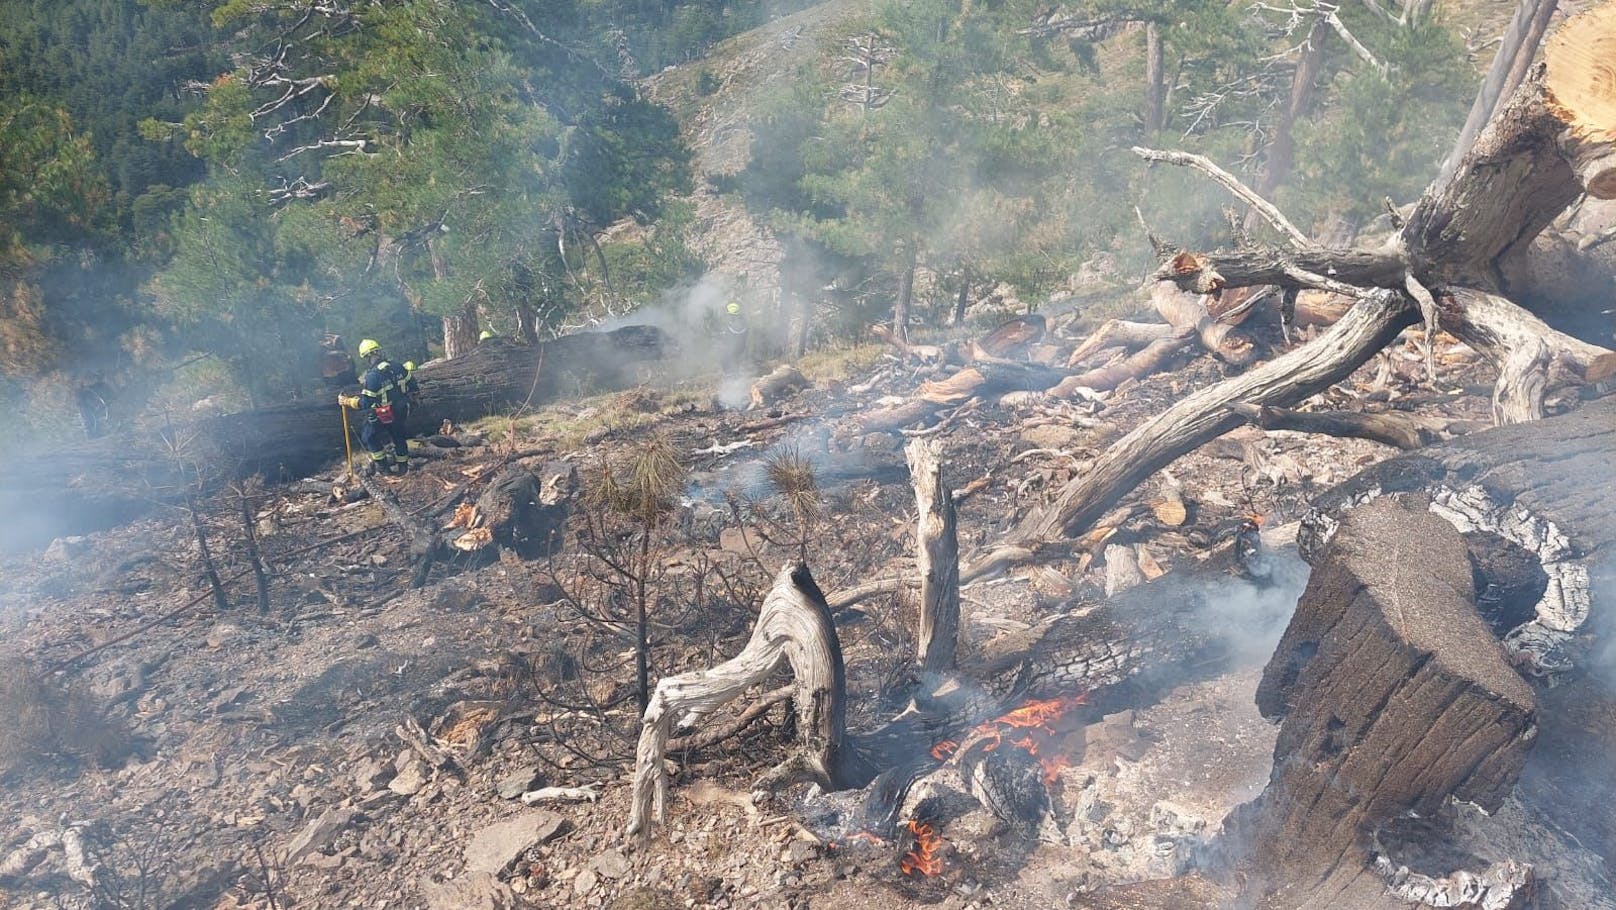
(898, 819, 945, 877)
(955, 692, 1088, 785)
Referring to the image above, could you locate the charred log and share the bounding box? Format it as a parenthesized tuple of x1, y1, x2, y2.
(1226, 401, 1442, 450)
(1294, 401, 1616, 876)
(1228, 499, 1537, 909)
(358, 472, 443, 588)
(448, 461, 574, 559)
(750, 364, 811, 409)
(0, 326, 664, 551)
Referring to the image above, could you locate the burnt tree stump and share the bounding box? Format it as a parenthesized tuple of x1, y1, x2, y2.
(1291, 397, 1616, 886)
(462, 461, 575, 560)
(1233, 499, 1537, 909)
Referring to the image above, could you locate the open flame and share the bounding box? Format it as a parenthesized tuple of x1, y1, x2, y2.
(898, 819, 945, 877)
(944, 692, 1088, 784)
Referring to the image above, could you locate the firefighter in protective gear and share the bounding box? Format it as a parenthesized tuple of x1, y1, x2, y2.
(337, 339, 418, 475)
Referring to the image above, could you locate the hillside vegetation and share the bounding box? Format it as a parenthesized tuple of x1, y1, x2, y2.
(0, 0, 1507, 446)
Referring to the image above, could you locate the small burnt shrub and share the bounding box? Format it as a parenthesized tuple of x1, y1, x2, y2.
(0, 653, 129, 775)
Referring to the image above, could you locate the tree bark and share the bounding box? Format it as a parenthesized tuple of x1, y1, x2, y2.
(0, 326, 665, 552)
(1441, 0, 1560, 183)
(1230, 499, 1537, 909)
(893, 239, 917, 346)
(442, 300, 480, 360)
(1143, 22, 1166, 131)
(951, 265, 972, 326)
(906, 439, 959, 673)
(626, 563, 846, 841)
(1253, 15, 1328, 202)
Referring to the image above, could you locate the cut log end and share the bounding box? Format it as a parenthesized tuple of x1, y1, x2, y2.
(1545, 2, 1616, 150)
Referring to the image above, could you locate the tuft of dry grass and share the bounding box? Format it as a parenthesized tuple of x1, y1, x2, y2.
(0, 653, 128, 775)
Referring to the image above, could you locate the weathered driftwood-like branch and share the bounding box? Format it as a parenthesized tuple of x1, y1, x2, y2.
(906, 439, 960, 673)
(1436, 287, 1616, 424)
(1132, 147, 1313, 247)
(1227, 402, 1442, 450)
(1052, 329, 1195, 399)
(626, 563, 846, 841)
(1152, 284, 1256, 365)
(1066, 319, 1176, 367)
(1011, 290, 1416, 550)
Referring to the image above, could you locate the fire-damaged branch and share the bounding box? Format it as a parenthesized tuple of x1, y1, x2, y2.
(993, 3, 1616, 562)
(1226, 401, 1442, 449)
(357, 473, 443, 588)
(626, 563, 847, 841)
(1009, 289, 1416, 554)
(906, 439, 960, 673)
(1132, 147, 1313, 247)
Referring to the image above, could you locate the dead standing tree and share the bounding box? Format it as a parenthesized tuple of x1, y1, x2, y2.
(992, 1, 1616, 564)
(626, 563, 847, 841)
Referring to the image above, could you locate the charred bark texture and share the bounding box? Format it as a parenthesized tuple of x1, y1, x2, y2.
(1296, 401, 1616, 873)
(1231, 499, 1537, 909)
(0, 326, 664, 551)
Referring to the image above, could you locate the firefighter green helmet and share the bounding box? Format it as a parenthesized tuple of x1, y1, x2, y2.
(358, 338, 381, 358)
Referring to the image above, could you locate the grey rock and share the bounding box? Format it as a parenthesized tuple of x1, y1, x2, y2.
(352, 756, 394, 793)
(390, 758, 430, 796)
(573, 868, 599, 896)
(285, 806, 356, 863)
(420, 873, 516, 910)
(497, 765, 543, 800)
(464, 810, 565, 875)
(590, 848, 630, 881)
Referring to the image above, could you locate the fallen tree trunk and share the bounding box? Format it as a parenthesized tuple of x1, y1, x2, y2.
(1008, 290, 1415, 555)
(0, 326, 664, 551)
(999, 4, 1616, 563)
(626, 563, 847, 841)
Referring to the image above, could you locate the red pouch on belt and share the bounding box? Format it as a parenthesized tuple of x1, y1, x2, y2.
(373, 403, 395, 424)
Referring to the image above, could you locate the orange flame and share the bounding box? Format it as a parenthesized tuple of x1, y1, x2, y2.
(965, 692, 1088, 785)
(929, 739, 959, 761)
(898, 819, 945, 877)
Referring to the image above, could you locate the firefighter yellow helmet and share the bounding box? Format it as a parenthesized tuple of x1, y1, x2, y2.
(478, 330, 493, 341)
(403, 361, 416, 372)
(726, 302, 741, 316)
(358, 338, 381, 358)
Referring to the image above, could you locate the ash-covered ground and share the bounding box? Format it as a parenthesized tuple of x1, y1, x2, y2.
(0, 326, 1503, 910)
